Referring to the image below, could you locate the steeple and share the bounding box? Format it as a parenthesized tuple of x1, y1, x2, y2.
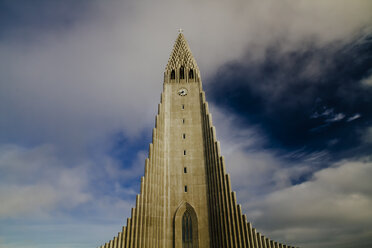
(165, 33, 200, 83)
(98, 32, 297, 248)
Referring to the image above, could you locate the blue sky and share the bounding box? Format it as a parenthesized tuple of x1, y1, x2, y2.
(0, 0, 372, 247)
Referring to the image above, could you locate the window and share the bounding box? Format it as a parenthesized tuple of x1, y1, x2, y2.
(183, 133, 186, 139)
(184, 185, 188, 192)
(180, 66, 185, 79)
(184, 167, 187, 173)
(171, 69, 175, 79)
(182, 119, 185, 124)
(182, 104, 184, 109)
(189, 69, 194, 79)
(184, 150, 186, 155)
(182, 210, 192, 247)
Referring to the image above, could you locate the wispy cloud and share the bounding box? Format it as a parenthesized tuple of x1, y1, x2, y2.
(347, 113, 361, 122)
(245, 159, 372, 248)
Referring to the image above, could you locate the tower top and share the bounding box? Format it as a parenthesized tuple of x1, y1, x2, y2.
(165, 32, 199, 72)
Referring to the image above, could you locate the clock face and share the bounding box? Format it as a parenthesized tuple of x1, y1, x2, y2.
(178, 88, 188, 96)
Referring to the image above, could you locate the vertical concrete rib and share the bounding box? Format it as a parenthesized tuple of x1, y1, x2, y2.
(201, 100, 217, 247)
(218, 149, 233, 247)
(209, 121, 225, 246)
(238, 205, 247, 248)
(214, 143, 224, 247)
(122, 226, 126, 248)
(232, 192, 243, 247)
(258, 234, 264, 248)
(242, 215, 251, 248)
(138, 179, 145, 248)
(129, 209, 136, 247)
(263, 236, 268, 248)
(266, 238, 271, 248)
(117, 232, 122, 248)
(206, 109, 219, 247)
(214, 142, 231, 247)
(225, 173, 237, 247)
(133, 195, 140, 247)
(148, 143, 155, 247)
(113, 237, 117, 248)
(252, 227, 259, 248)
(143, 160, 149, 247)
(125, 218, 131, 248)
(205, 117, 217, 245)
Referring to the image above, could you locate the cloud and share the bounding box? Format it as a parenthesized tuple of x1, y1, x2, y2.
(363, 126, 372, 144)
(207, 32, 372, 158)
(210, 105, 322, 199)
(0, 144, 89, 218)
(1, 0, 372, 151)
(0, 143, 143, 220)
(311, 108, 346, 123)
(347, 113, 361, 122)
(361, 74, 372, 86)
(210, 105, 372, 247)
(0, 0, 371, 161)
(1, 0, 372, 247)
(0, 142, 143, 247)
(241, 159, 372, 248)
(325, 113, 345, 123)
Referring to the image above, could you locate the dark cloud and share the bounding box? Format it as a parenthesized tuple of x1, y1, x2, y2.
(0, 0, 95, 37)
(207, 32, 372, 161)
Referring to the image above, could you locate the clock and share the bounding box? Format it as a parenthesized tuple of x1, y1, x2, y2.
(178, 88, 188, 96)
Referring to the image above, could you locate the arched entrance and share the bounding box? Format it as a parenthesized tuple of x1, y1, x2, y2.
(174, 202, 199, 248)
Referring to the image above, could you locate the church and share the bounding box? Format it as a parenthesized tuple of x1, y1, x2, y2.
(98, 32, 296, 248)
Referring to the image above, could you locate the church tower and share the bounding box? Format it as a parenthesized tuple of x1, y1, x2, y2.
(99, 33, 296, 248)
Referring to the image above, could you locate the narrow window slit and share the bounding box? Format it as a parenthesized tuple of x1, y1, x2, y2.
(189, 69, 194, 79)
(180, 66, 185, 79)
(184, 185, 188, 192)
(183, 134, 186, 139)
(184, 150, 186, 155)
(184, 167, 187, 173)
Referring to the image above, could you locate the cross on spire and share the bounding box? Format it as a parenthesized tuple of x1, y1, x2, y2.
(178, 28, 183, 33)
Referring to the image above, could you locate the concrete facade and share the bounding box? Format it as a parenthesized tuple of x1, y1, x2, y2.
(98, 33, 296, 248)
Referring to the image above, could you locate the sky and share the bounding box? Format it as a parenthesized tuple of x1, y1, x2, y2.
(0, 0, 371, 247)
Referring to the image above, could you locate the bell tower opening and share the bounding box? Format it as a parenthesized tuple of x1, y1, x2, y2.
(171, 69, 175, 79)
(180, 66, 185, 79)
(189, 69, 194, 79)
